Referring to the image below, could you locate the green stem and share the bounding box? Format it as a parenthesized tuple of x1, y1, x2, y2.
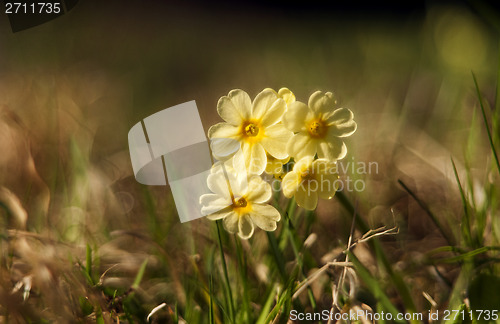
(216, 221, 235, 323)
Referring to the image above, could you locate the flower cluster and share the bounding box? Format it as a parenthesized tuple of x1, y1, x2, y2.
(200, 88, 357, 239)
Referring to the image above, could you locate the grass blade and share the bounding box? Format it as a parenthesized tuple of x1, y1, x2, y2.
(216, 220, 235, 323)
(398, 179, 456, 246)
(451, 158, 474, 247)
(472, 72, 500, 175)
(132, 258, 148, 290)
(348, 252, 406, 324)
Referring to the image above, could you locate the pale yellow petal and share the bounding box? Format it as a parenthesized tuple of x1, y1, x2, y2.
(328, 122, 357, 139)
(252, 204, 281, 221)
(317, 137, 347, 160)
(250, 205, 280, 231)
(242, 142, 267, 175)
(287, 133, 317, 159)
(316, 173, 339, 199)
(278, 88, 295, 106)
(325, 107, 354, 125)
(325, 108, 357, 137)
(210, 137, 240, 160)
(293, 156, 315, 172)
(238, 214, 255, 239)
(295, 185, 318, 210)
(282, 171, 301, 198)
(282, 101, 311, 132)
(208, 123, 240, 139)
(327, 120, 357, 138)
(206, 207, 233, 220)
(261, 98, 286, 127)
(308, 91, 336, 115)
(217, 89, 251, 124)
(312, 159, 339, 199)
(265, 159, 282, 175)
(265, 155, 289, 175)
(246, 176, 272, 203)
(261, 124, 292, 159)
(223, 211, 239, 234)
(200, 194, 232, 216)
(206, 173, 231, 197)
(252, 89, 280, 121)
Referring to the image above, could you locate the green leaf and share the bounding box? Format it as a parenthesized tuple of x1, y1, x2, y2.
(79, 296, 93, 317)
(132, 258, 148, 290)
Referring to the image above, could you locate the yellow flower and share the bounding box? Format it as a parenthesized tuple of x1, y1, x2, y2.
(208, 89, 292, 175)
(283, 91, 357, 161)
(282, 157, 339, 210)
(200, 163, 281, 239)
(264, 153, 290, 176)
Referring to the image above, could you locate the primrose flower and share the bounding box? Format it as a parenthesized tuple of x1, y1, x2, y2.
(208, 89, 293, 175)
(283, 91, 357, 161)
(200, 164, 281, 239)
(282, 157, 339, 210)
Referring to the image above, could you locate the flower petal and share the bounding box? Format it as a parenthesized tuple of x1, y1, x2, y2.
(208, 123, 240, 139)
(207, 173, 231, 197)
(206, 207, 234, 220)
(317, 137, 347, 160)
(278, 88, 295, 106)
(242, 142, 267, 175)
(295, 185, 318, 210)
(282, 171, 300, 198)
(327, 124, 357, 142)
(308, 91, 336, 115)
(252, 204, 281, 221)
(223, 211, 239, 234)
(283, 101, 311, 132)
(265, 155, 289, 175)
(238, 214, 255, 239)
(261, 124, 292, 159)
(325, 107, 353, 124)
(246, 176, 272, 203)
(287, 133, 317, 159)
(217, 89, 251, 124)
(327, 120, 357, 138)
(250, 204, 280, 231)
(262, 99, 286, 127)
(210, 137, 241, 161)
(252, 89, 280, 122)
(200, 194, 232, 216)
(312, 159, 339, 199)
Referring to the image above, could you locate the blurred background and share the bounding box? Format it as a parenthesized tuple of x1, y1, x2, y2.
(0, 1, 499, 322)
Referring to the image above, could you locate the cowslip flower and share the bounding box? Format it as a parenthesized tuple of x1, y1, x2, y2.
(208, 89, 292, 175)
(283, 91, 357, 161)
(282, 157, 339, 210)
(200, 163, 281, 239)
